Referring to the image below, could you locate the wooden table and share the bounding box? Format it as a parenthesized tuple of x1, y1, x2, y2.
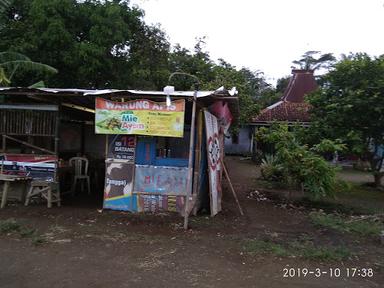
(0, 174, 31, 208)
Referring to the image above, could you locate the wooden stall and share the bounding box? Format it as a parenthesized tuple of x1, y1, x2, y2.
(0, 87, 238, 224)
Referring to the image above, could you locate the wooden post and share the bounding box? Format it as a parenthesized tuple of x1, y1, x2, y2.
(54, 112, 60, 155)
(105, 135, 108, 158)
(192, 109, 203, 216)
(1, 181, 10, 209)
(184, 93, 197, 230)
(80, 121, 85, 156)
(1, 135, 5, 174)
(2, 134, 6, 152)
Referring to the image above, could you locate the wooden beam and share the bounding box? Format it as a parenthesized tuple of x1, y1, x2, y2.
(4, 135, 55, 155)
(61, 103, 95, 114)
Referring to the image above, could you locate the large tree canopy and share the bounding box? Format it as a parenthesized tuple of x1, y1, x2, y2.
(0, 0, 170, 89)
(168, 41, 270, 126)
(308, 53, 384, 186)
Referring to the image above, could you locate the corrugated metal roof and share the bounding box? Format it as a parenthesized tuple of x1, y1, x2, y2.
(0, 87, 236, 98)
(0, 86, 239, 119)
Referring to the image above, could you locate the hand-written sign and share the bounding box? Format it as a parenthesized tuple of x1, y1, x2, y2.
(108, 135, 136, 162)
(95, 98, 185, 137)
(204, 111, 222, 216)
(133, 165, 188, 196)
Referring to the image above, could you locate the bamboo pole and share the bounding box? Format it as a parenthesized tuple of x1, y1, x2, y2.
(223, 162, 244, 216)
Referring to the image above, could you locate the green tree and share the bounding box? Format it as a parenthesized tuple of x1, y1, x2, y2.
(308, 53, 384, 187)
(275, 76, 290, 94)
(168, 38, 215, 90)
(201, 60, 261, 126)
(169, 40, 264, 126)
(0, 0, 170, 89)
(292, 50, 336, 71)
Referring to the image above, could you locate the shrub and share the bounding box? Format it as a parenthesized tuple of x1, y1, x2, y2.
(256, 124, 339, 199)
(0, 219, 21, 233)
(260, 154, 284, 182)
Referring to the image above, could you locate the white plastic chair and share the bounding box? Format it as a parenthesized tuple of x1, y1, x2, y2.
(69, 157, 91, 195)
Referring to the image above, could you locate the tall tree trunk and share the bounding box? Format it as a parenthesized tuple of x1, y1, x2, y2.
(368, 150, 384, 188)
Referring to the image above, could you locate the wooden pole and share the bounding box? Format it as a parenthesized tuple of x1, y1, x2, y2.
(0, 135, 4, 174)
(192, 110, 203, 216)
(223, 162, 244, 216)
(105, 135, 108, 158)
(184, 94, 197, 230)
(2, 135, 5, 153)
(54, 111, 60, 155)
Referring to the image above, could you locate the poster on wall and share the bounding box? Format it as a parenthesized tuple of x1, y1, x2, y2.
(107, 135, 136, 162)
(204, 111, 222, 216)
(95, 98, 185, 137)
(0, 154, 57, 181)
(134, 165, 188, 196)
(103, 161, 137, 211)
(209, 101, 233, 133)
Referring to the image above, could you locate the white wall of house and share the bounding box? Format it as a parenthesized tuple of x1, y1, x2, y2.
(224, 126, 253, 155)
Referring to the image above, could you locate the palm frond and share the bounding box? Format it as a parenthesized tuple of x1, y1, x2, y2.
(0, 67, 11, 85)
(0, 52, 31, 63)
(0, 60, 58, 74)
(29, 81, 46, 88)
(0, 0, 11, 12)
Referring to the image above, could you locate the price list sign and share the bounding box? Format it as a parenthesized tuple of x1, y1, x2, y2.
(107, 135, 136, 162)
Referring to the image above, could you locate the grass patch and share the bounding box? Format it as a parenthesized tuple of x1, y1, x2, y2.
(291, 241, 350, 261)
(244, 239, 351, 261)
(310, 212, 383, 236)
(0, 218, 46, 245)
(19, 227, 36, 238)
(0, 219, 21, 233)
(244, 239, 290, 257)
(31, 235, 47, 246)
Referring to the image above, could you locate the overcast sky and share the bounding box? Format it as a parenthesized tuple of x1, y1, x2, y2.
(131, 0, 384, 84)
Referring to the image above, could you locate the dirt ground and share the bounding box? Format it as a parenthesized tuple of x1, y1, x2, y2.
(0, 157, 383, 288)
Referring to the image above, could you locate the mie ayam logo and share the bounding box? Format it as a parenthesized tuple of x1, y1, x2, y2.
(120, 111, 145, 131)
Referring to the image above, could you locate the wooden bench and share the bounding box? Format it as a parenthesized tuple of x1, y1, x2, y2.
(25, 180, 61, 208)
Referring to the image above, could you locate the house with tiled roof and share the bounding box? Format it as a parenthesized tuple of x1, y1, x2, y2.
(247, 69, 318, 158)
(224, 69, 318, 156)
(251, 69, 317, 126)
